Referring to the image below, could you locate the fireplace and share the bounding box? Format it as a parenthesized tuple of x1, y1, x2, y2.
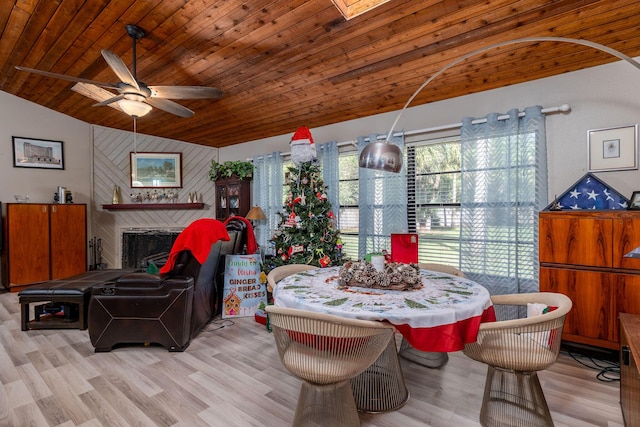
(121, 228, 183, 269)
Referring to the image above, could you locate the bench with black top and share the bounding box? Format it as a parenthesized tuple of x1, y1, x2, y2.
(19, 269, 135, 331)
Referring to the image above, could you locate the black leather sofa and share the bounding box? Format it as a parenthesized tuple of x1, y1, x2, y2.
(88, 219, 245, 352)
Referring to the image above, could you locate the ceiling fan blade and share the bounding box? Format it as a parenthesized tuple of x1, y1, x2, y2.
(148, 85, 222, 99)
(101, 49, 139, 90)
(15, 66, 119, 89)
(71, 83, 123, 112)
(93, 94, 125, 107)
(145, 98, 194, 118)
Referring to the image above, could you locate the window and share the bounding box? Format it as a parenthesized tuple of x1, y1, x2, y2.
(277, 137, 463, 266)
(407, 137, 461, 266)
(267, 108, 545, 295)
(335, 137, 462, 265)
(337, 154, 359, 259)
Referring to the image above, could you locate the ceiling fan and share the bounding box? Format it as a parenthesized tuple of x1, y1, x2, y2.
(15, 24, 222, 118)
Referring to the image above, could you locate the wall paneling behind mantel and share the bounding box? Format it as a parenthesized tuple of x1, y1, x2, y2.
(92, 125, 219, 268)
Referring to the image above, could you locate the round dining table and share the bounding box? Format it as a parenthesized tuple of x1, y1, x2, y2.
(272, 265, 496, 352)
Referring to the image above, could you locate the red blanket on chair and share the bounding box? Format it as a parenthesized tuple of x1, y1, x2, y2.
(223, 216, 258, 254)
(160, 219, 231, 274)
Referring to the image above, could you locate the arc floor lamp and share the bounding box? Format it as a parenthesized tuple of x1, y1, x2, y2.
(359, 37, 640, 173)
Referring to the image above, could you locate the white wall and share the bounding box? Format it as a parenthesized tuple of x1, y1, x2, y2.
(91, 126, 218, 269)
(221, 58, 640, 203)
(0, 91, 92, 207)
(5, 58, 639, 211)
(3, 56, 640, 272)
(0, 91, 91, 286)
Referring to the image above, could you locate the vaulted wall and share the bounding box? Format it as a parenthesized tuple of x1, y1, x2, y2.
(91, 126, 218, 268)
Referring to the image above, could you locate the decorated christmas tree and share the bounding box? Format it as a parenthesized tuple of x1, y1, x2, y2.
(264, 160, 346, 271)
(262, 127, 346, 272)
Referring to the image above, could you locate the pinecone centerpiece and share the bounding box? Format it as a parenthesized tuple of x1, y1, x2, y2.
(338, 260, 422, 291)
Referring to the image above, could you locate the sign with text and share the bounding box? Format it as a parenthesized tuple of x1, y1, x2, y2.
(222, 254, 266, 319)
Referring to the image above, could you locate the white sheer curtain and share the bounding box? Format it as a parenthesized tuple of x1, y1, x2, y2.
(316, 141, 340, 224)
(252, 152, 283, 250)
(357, 133, 408, 260)
(459, 106, 547, 295)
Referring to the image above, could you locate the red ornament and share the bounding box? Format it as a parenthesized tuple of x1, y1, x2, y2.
(319, 254, 331, 267)
(288, 244, 304, 256)
(284, 211, 297, 228)
(288, 196, 302, 206)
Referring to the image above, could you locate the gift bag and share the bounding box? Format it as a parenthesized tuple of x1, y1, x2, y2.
(222, 254, 267, 318)
(391, 233, 418, 264)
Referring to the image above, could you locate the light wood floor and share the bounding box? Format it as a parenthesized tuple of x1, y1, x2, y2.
(0, 290, 624, 427)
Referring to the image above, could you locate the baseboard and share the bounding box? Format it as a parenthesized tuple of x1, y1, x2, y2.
(561, 341, 619, 362)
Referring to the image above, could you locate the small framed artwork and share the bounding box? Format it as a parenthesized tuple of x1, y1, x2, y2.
(588, 124, 638, 172)
(629, 191, 640, 210)
(12, 136, 64, 170)
(130, 152, 182, 188)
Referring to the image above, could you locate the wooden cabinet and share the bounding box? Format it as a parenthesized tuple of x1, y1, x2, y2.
(539, 211, 640, 349)
(2, 203, 87, 288)
(215, 177, 250, 220)
(620, 313, 640, 427)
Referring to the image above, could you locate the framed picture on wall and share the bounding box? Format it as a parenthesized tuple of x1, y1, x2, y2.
(130, 152, 182, 188)
(628, 191, 640, 210)
(587, 124, 638, 172)
(12, 136, 64, 170)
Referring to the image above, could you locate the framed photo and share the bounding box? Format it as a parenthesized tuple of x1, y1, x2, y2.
(629, 191, 640, 210)
(12, 136, 64, 170)
(588, 125, 638, 172)
(130, 152, 182, 188)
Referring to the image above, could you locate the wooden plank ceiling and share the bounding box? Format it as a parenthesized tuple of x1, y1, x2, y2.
(1, 0, 639, 148)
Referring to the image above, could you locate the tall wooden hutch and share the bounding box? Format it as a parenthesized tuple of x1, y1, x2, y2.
(214, 177, 251, 220)
(539, 210, 640, 350)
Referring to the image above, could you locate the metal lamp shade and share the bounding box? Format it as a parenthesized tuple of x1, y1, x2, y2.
(359, 141, 403, 173)
(356, 38, 640, 175)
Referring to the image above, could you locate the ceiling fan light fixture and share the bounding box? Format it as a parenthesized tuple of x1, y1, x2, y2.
(15, 24, 221, 120)
(123, 92, 147, 102)
(118, 99, 152, 117)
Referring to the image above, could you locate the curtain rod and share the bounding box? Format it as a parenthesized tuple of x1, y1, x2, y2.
(249, 104, 570, 160)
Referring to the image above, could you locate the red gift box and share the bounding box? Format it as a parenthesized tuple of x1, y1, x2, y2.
(255, 310, 267, 325)
(391, 233, 418, 264)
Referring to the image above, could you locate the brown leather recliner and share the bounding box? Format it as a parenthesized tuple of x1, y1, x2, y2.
(88, 219, 235, 352)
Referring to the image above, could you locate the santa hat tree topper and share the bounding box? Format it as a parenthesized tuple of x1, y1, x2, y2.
(290, 126, 317, 165)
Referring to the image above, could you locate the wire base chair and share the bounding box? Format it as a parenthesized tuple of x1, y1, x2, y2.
(266, 305, 397, 427)
(481, 367, 552, 427)
(463, 292, 572, 427)
(294, 381, 361, 427)
(351, 336, 409, 413)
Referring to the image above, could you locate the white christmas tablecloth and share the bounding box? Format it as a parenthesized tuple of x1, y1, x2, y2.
(273, 265, 496, 351)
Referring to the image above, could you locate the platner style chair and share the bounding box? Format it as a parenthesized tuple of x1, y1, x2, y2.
(398, 263, 466, 368)
(462, 292, 572, 427)
(266, 264, 317, 293)
(265, 306, 397, 427)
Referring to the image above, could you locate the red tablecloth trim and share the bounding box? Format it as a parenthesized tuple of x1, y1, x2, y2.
(394, 306, 496, 352)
